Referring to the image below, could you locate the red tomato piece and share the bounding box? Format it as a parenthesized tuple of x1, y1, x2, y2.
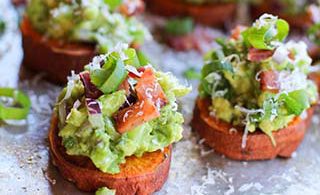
(248, 48, 274, 62)
(114, 99, 160, 134)
(135, 68, 167, 108)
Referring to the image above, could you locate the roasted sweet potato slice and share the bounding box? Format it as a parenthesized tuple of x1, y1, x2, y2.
(20, 17, 97, 84)
(21, 17, 140, 84)
(191, 98, 314, 160)
(114, 99, 160, 134)
(49, 116, 171, 194)
(145, 0, 236, 26)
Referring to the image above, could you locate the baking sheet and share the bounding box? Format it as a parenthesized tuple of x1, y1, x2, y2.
(0, 1, 320, 195)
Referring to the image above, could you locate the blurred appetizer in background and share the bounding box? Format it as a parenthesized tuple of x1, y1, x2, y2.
(49, 45, 191, 194)
(21, 0, 150, 84)
(251, 0, 316, 29)
(11, 0, 26, 6)
(192, 14, 319, 160)
(145, 0, 237, 27)
(157, 17, 219, 52)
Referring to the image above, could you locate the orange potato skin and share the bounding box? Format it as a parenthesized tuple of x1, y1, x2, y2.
(49, 116, 171, 194)
(192, 98, 314, 160)
(145, 0, 236, 27)
(21, 17, 97, 84)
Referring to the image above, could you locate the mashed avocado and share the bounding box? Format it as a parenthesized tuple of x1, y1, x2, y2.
(96, 187, 115, 195)
(26, 0, 150, 53)
(199, 14, 318, 144)
(55, 44, 191, 174)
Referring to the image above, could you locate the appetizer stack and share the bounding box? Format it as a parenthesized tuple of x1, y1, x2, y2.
(192, 14, 319, 160)
(146, 0, 236, 26)
(1, 0, 320, 193)
(49, 45, 190, 194)
(21, 0, 150, 83)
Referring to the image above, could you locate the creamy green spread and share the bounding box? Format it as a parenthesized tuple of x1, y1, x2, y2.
(26, 0, 150, 53)
(55, 44, 191, 174)
(96, 187, 115, 195)
(199, 14, 318, 146)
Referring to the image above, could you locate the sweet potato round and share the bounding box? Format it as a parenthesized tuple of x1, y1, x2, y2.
(49, 116, 171, 194)
(250, 1, 312, 30)
(192, 98, 314, 160)
(145, 0, 236, 27)
(20, 17, 97, 84)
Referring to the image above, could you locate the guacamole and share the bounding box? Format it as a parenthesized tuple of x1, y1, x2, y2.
(26, 0, 150, 53)
(55, 44, 191, 174)
(199, 14, 318, 145)
(96, 187, 115, 195)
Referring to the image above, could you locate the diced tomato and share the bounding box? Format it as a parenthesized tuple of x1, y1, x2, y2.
(231, 25, 247, 40)
(80, 71, 103, 99)
(247, 48, 274, 62)
(119, 0, 145, 17)
(128, 67, 145, 78)
(259, 70, 280, 93)
(114, 99, 160, 134)
(135, 68, 167, 108)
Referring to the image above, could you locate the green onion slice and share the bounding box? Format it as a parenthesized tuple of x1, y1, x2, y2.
(100, 60, 128, 94)
(0, 88, 31, 120)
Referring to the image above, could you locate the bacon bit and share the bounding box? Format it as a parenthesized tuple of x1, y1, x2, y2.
(114, 99, 160, 134)
(119, 0, 145, 17)
(247, 48, 274, 62)
(259, 70, 280, 93)
(80, 71, 103, 99)
(231, 25, 247, 40)
(85, 98, 101, 114)
(135, 68, 167, 108)
(128, 66, 145, 78)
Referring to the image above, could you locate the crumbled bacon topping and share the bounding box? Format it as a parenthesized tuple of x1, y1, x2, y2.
(259, 70, 280, 93)
(248, 48, 274, 62)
